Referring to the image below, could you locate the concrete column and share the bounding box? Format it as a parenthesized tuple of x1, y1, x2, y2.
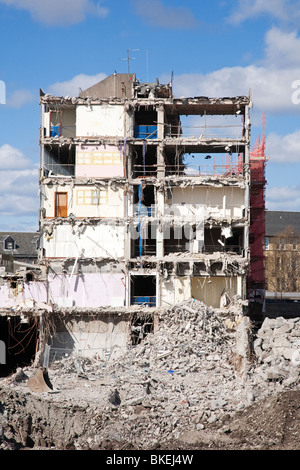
(157, 143, 165, 179)
(156, 187, 164, 258)
(157, 104, 164, 139)
(243, 104, 251, 259)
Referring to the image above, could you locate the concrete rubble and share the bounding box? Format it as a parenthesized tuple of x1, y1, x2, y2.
(253, 316, 300, 384)
(0, 300, 300, 450)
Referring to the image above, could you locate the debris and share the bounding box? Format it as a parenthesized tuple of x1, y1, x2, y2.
(109, 389, 121, 406)
(1, 302, 300, 450)
(27, 367, 53, 393)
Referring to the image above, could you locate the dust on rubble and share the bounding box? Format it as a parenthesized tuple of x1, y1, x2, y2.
(1, 299, 300, 450)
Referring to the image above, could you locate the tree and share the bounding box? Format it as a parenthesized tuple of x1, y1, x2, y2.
(265, 225, 300, 292)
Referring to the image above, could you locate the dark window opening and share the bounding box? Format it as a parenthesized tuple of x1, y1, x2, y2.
(0, 316, 39, 377)
(193, 262, 206, 275)
(204, 226, 243, 254)
(165, 148, 184, 176)
(210, 262, 223, 274)
(3, 236, 16, 251)
(133, 184, 155, 215)
(163, 224, 199, 255)
(132, 222, 156, 257)
(43, 144, 75, 177)
(134, 106, 157, 139)
(164, 226, 191, 255)
(129, 261, 157, 270)
(161, 262, 174, 278)
(176, 262, 190, 276)
(132, 145, 157, 178)
(131, 275, 156, 307)
(164, 113, 181, 137)
(131, 314, 154, 346)
(25, 272, 34, 282)
(10, 280, 17, 289)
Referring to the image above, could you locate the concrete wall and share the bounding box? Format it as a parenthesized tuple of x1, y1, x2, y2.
(0, 272, 126, 310)
(161, 277, 191, 307)
(76, 144, 125, 178)
(166, 186, 245, 219)
(42, 184, 125, 218)
(161, 275, 240, 308)
(51, 315, 129, 360)
(191, 276, 239, 308)
(47, 272, 125, 308)
(76, 104, 125, 137)
(42, 224, 125, 259)
(61, 109, 76, 138)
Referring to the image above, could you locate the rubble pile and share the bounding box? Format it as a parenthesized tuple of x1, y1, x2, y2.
(110, 299, 238, 376)
(1, 302, 300, 450)
(253, 316, 300, 385)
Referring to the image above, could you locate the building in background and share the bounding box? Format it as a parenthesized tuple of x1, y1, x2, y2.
(264, 211, 300, 316)
(0, 231, 39, 274)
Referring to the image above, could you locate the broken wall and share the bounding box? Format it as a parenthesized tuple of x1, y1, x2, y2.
(191, 276, 240, 308)
(50, 314, 129, 360)
(161, 276, 191, 306)
(161, 275, 242, 309)
(165, 186, 245, 220)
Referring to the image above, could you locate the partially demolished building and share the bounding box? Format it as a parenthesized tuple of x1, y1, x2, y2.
(0, 73, 265, 373)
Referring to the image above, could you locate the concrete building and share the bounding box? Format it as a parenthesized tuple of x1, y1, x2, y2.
(264, 210, 300, 317)
(0, 73, 260, 373)
(0, 232, 39, 270)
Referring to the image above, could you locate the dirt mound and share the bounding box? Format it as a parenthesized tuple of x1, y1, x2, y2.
(219, 390, 300, 450)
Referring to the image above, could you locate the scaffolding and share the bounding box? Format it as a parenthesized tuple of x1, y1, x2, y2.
(249, 115, 267, 319)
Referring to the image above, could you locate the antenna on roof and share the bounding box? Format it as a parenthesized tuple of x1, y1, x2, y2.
(121, 48, 139, 74)
(146, 49, 149, 82)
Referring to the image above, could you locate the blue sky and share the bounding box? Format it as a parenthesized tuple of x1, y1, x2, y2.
(1, 0, 300, 231)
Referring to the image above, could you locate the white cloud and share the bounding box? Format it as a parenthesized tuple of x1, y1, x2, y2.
(48, 72, 107, 97)
(264, 27, 300, 69)
(6, 89, 35, 108)
(0, 0, 108, 26)
(132, 0, 197, 29)
(227, 0, 300, 26)
(0, 144, 32, 169)
(0, 193, 38, 216)
(170, 27, 300, 114)
(172, 65, 300, 113)
(266, 130, 300, 163)
(266, 185, 300, 211)
(0, 145, 38, 220)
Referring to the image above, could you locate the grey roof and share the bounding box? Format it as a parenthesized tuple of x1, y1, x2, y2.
(265, 211, 300, 237)
(0, 232, 39, 258)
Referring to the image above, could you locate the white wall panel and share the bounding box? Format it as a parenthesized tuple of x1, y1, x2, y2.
(76, 104, 124, 137)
